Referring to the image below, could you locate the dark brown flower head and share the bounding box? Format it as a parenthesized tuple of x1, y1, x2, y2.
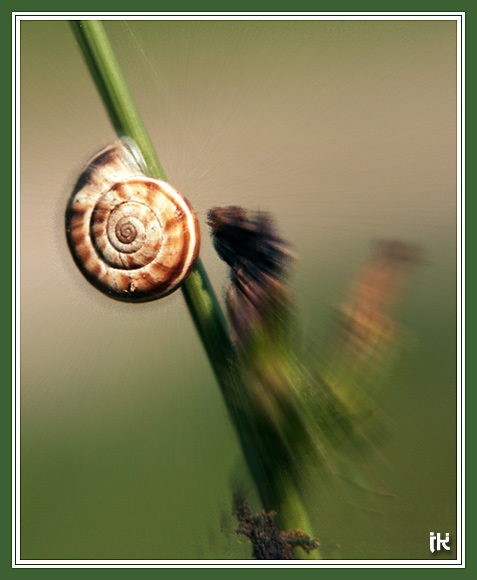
(207, 207, 292, 281)
(207, 207, 293, 347)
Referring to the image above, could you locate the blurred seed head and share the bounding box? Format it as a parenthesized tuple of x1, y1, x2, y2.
(208, 207, 426, 515)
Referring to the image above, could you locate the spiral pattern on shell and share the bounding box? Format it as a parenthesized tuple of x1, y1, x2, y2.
(66, 141, 200, 302)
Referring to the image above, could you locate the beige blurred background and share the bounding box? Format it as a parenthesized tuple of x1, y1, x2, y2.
(20, 19, 457, 560)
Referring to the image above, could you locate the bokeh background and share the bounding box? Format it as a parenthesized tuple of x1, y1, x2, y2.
(20, 18, 458, 560)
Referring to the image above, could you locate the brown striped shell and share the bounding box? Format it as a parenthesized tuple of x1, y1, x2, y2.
(65, 141, 200, 302)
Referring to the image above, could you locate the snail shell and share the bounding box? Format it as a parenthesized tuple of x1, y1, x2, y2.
(65, 140, 200, 302)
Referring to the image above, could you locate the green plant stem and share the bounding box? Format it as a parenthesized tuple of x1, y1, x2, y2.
(70, 20, 319, 559)
(70, 19, 236, 397)
(70, 20, 166, 179)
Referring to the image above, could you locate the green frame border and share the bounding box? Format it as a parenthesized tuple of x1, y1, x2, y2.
(5, 2, 470, 577)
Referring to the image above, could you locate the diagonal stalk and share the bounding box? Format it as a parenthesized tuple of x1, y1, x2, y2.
(69, 19, 319, 559)
(70, 19, 236, 410)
